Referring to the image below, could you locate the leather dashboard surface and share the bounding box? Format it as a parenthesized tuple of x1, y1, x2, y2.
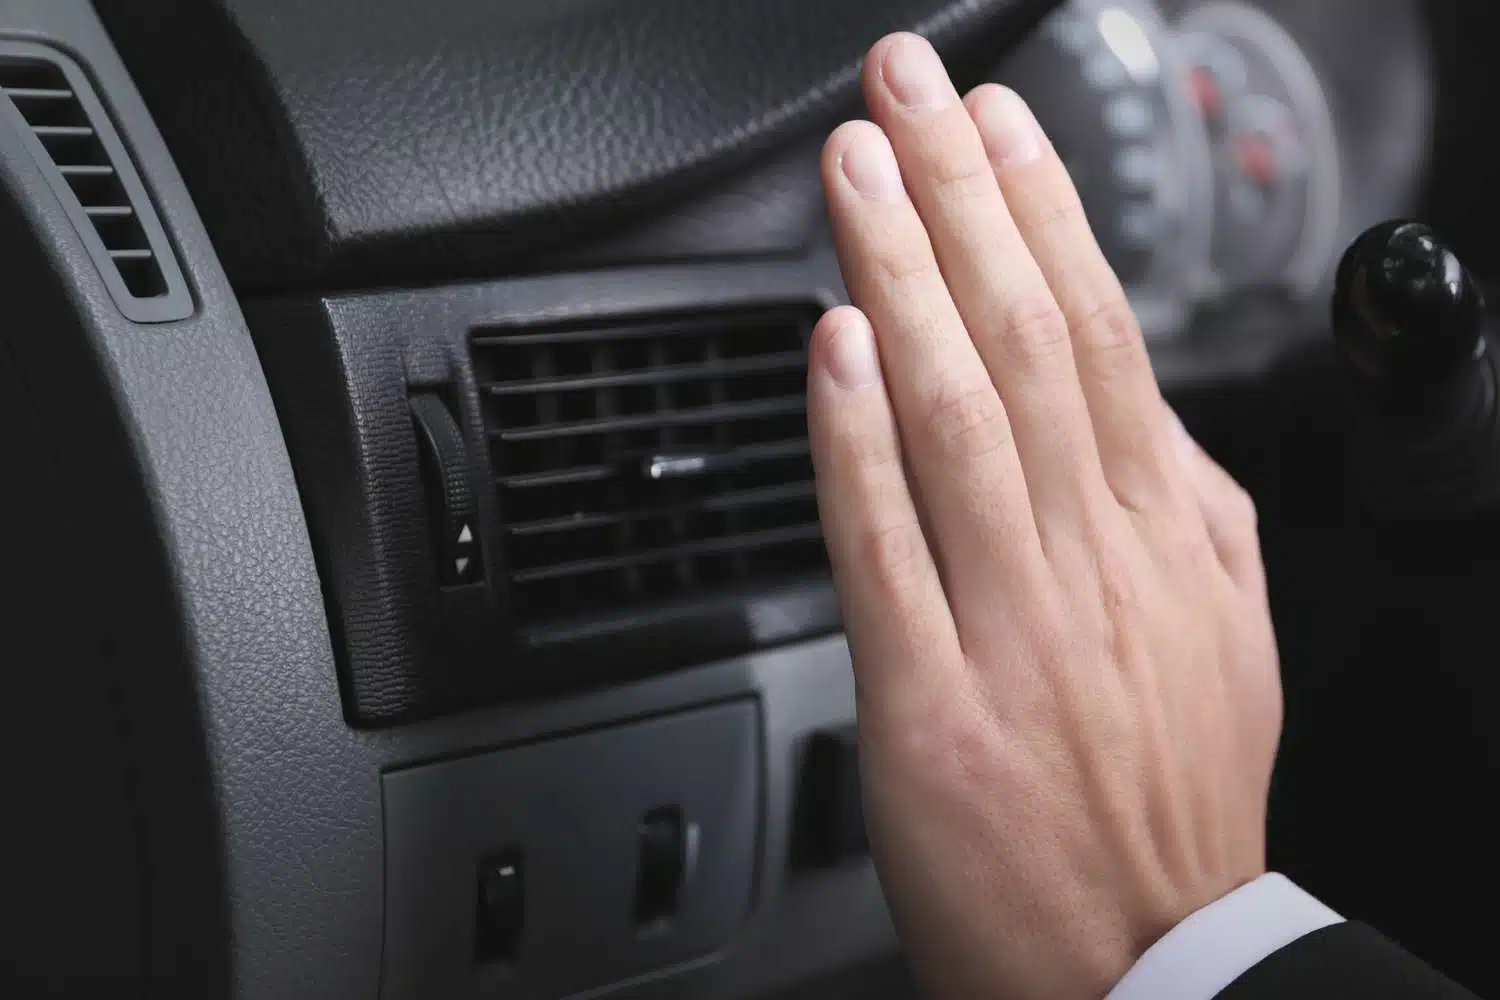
(91, 0, 1055, 293)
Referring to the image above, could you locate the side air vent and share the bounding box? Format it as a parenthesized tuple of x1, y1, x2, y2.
(0, 44, 192, 323)
(473, 306, 830, 630)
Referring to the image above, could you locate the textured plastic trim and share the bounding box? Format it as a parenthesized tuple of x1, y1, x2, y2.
(382, 700, 762, 999)
(0, 40, 193, 323)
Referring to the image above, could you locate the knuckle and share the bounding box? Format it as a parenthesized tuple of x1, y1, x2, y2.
(1094, 562, 1147, 665)
(1076, 298, 1146, 366)
(882, 691, 1009, 798)
(922, 147, 996, 201)
(1200, 457, 1260, 533)
(922, 380, 1012, 457)
(1093, 546, 1142, 618)
(1225, 479, 1260, 531)
(868, 243, 940, 288)
(1076, 516, 1146, 625)
(990, 296, 1072, 372)
(932, 706, 1008, 794)
(1034, 189, 1089, 235)
(860, 520, 930, 590)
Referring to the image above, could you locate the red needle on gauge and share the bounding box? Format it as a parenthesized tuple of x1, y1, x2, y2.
(1190, 65, 1225, 123)
(1234, 131, 1279, 188)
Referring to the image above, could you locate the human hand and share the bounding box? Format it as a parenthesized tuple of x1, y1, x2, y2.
(807, 33, 1284, 1000)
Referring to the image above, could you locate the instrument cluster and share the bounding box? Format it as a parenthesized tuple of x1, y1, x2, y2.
(995, 0, 1359, 341)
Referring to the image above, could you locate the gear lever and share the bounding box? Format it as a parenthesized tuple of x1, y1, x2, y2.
(1331, 220, 1500, 518)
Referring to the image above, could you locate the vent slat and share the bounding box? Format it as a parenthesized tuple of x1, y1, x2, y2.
(508, 481, 818, 538)
(498, 437, 812, 492)
(482, 350, 807, 397)
(511, 524, 825, 585)
(3, 49, 184, 311)
(501, 463, 616, 491)
(2, 86, 73, 100)
(473, 309, 812, 349)
(494, 395, 806, 443)
(498, 437, 811, 491)
(32, 124, 94, 138)
(473, 306, 827, 627)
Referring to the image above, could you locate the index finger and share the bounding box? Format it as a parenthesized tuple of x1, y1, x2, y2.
(806, 306, 964, 703)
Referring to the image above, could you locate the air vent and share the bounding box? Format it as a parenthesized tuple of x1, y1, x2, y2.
(1, 44, 192, 322)
(473, 306, 830, 628)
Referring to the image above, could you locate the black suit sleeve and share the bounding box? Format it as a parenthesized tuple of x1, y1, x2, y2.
(1217, 923, 1480, 999)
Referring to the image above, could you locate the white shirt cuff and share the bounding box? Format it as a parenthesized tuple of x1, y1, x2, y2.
(1106, 874, 1344, 1000)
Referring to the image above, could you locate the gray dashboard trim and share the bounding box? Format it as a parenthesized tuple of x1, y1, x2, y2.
(0, 39, 195, 322)
(0, 10, 889, 997)
(0, 1, 375, 996)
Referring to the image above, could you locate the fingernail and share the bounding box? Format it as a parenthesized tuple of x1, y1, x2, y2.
(823, 312, 882, 390)
(972, 87, 1044, 167)
(840, 127, 906, 202)
(881, 34, 954, 110)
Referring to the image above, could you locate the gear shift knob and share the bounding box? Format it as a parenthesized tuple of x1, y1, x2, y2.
(1332, 220, 1500, 518)
(1333, 221, 1487, 391)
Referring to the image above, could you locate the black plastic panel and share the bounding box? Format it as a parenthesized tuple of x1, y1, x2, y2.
(89, 0, 1059, 293)
(244, 260, 852, 727)
(383, 701, 761, 999)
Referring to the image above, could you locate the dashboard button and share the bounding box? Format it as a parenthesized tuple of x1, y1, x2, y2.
(796, 724, 869, 867)
(475, 850, 524, 964)
(410, 392, 485, 587)
(635, 807, 689, 928)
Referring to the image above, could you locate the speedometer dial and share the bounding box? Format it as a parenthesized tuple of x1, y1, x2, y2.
(1179, 2, 1342, 299)
(997, 0, 1215, 339)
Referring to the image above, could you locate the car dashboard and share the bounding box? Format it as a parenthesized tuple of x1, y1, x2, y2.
(0, 1, 1483, 999)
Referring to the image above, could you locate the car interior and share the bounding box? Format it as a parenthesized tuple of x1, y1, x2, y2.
(2, 0, 1494, 997)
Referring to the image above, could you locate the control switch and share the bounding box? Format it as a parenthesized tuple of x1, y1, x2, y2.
(796, 724, 869, 867)
(410, 392, 484, 586)
(635, 807, 692, 928)
(475, 850, 524, 963)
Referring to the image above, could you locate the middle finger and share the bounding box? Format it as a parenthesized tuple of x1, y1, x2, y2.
(863, 33, 1113, 541)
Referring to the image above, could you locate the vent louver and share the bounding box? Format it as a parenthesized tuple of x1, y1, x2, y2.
(1, 45, 191, 322)
(473, 306, 830, 627)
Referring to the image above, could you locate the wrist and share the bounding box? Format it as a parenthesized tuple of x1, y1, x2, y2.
(1093, 870, 1271, 997)
(1105, 875, 1344, 1000)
